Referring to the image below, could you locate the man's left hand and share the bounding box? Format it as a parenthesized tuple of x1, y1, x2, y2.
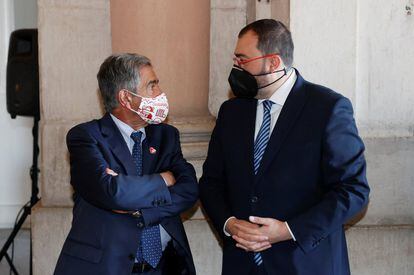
(249, 216, 292, 244)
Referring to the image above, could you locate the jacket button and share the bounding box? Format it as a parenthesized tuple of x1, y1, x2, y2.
(128, 254, 135, 261)
(250, 196, 258, 203)
(137, 222, 144, 228)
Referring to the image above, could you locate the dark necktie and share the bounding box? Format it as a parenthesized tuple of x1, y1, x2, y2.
(131, 131, 162, 268)
(252, 100, 274, 266)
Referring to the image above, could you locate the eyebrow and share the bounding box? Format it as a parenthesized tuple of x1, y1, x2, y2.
(234, 53, 249, 58)
(146, 79, 159, 87)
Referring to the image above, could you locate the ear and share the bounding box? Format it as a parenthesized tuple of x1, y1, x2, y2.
(269, 55, 281, 71)
(118, 90, 133, 108)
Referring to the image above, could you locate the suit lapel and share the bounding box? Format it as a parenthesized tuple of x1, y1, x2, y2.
(240, 98, 258, 180)
(100, 113, 138, 176)
(142, 125, 161, 174)
(255, 71, 309, 182)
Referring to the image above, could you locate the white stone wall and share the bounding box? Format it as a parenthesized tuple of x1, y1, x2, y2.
(291, 0, 357, 104)
(356, 0, 414, 137)
(0, 0, 37, 228)
(291, 0, 414, 138)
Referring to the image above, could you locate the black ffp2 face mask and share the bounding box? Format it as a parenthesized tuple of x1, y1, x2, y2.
(228, 66, 287, 98)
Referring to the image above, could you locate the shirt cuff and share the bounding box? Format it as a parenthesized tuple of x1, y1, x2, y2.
(223, 216, 236, 237)
(285, 222, 296, 241)
(160, 174, 168, 186)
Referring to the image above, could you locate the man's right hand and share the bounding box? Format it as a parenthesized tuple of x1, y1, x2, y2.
(160, 171, 176, 187)
(226, 218, 271, 252)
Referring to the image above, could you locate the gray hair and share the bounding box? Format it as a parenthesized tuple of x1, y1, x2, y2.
(239, 19, 294, 69)
(97, 53, 152, 112)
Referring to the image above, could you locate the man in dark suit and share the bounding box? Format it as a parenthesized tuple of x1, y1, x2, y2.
(54, 53, 198, 275)
(199, 19, 370, 275)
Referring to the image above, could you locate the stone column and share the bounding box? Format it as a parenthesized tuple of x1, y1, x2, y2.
(32, 1, 111, 274)
(209, 0, 248, 117)
(208, 0, 290, 116)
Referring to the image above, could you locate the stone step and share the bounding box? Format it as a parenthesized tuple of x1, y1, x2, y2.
(346, 225, 414, 275)
(182, 142, 209, 160)
(360, 137, 414, 225)
(167, 115, 215, 144)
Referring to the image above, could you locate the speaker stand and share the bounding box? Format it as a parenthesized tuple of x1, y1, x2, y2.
(0, 116, 40, 275)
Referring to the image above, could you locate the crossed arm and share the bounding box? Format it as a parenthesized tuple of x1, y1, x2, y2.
(68, 125, 198, 225)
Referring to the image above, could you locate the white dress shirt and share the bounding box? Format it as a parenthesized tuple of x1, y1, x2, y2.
(224, 69, 297, 241)
(110, 114, 172, 250)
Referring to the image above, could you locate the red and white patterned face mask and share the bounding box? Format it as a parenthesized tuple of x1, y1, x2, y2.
(127, 91, 169, 124)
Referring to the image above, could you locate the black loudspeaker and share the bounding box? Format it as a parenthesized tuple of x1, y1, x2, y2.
(6, 29, 39, 118)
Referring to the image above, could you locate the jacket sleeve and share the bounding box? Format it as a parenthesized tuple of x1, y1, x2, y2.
(199, 103, 234, 237)
(140, 127, 199, 226)
(67, 125, 172, 211)
(287, 97, 370, 253)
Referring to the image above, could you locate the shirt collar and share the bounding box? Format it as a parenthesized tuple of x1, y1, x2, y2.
(109, 113, 146, 141)
(259, 69, 297, 107)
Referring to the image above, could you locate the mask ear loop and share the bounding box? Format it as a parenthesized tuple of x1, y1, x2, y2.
(125, 89, 144, 98)
(256, 68, 287, 89)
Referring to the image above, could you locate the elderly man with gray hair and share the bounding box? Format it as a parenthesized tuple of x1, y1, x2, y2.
(54, 53, 198, 275)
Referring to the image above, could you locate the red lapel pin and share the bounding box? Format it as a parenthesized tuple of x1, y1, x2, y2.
(149, 147, 157, 154)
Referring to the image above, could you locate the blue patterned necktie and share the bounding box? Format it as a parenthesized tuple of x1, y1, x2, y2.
(131, 131, 162, 268)
(253, 100, 274, 266)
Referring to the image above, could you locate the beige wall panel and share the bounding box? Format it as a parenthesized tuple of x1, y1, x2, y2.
(360, 137, 414, 225)
(32, 207, 72, 275)
(110, 0, 210, 118)
(40, 122, 74, 207)
(38, 0, 111, 121)
(347, 226, 414, 275)
(271, 0, 290, 27)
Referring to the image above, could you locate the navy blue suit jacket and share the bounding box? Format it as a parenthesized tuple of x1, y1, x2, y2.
(199, 71, 370, 275)
(54, 113, 198, 275)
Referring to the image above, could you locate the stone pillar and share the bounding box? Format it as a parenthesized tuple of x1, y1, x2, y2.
(209, 0, 248, 117)
(32, 0, 111, 274)
(110, 0, 211, 119)
(209, 0, 290, 116)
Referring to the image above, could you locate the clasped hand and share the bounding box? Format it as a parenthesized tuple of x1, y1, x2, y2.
(226, 216, 292, 252)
